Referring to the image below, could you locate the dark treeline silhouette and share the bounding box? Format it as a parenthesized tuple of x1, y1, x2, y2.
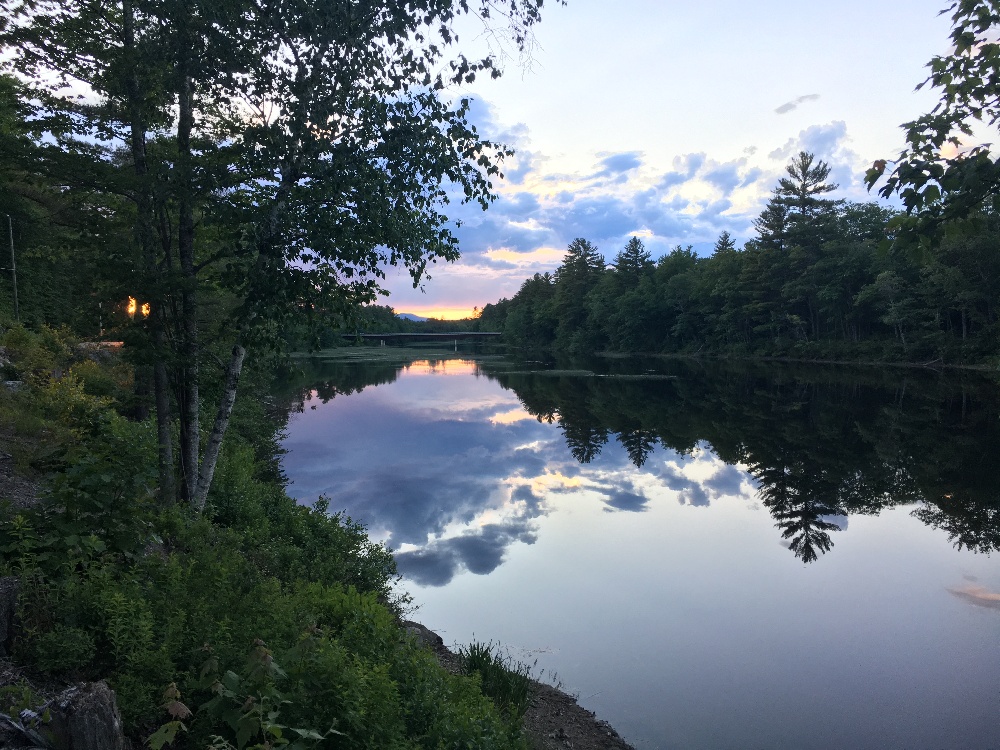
(476, 153, 1000, 364)
(278, 358, 406, 410)
(283, 305, 481, 350)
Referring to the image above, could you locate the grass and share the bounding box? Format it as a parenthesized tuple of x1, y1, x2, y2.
(460, 641, 533, 723)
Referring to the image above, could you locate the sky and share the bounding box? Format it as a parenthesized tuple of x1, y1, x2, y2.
(382, 0, 954, 319)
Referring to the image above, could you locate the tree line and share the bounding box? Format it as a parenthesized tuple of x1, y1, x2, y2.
(476, 152, 1000, 364)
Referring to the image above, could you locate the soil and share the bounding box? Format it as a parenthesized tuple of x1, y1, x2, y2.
(403, 622, 634, 750)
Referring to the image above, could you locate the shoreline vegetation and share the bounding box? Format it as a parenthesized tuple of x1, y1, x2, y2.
(0, 326, 635, 749)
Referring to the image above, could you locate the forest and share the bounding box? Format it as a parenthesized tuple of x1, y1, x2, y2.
(476, 152, 1000, 364)
(3, 0, 1000, 746)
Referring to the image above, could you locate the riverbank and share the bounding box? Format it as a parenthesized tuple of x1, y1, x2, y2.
(0, 327, 544, 749)
(404, 622, 634, 750)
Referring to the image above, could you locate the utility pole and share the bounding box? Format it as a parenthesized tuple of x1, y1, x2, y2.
(5, 215, 18, 322)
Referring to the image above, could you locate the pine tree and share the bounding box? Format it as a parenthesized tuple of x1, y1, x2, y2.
(713, 231, 737, 255)
(777, 151, 839, 217)
(752, 190, 790, 251)
(554, 238, 605, 346)
(613, 236, 653, 280)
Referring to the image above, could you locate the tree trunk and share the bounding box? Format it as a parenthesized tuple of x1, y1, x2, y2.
(193, 344, 246, 512)
(153, 328, 176, 505)
(176, 68, 199, 504)
(123, 0, 175, 504)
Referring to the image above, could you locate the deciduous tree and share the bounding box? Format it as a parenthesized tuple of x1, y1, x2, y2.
(2, 0, 557, 508)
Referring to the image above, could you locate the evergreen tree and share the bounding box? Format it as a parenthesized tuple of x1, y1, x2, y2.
(751, 190, 791, 251)
(777, 151, 839, 217)
(613, 236, 653, 280)
(553, 238, 605, 348)
(713, 231, 738, 254)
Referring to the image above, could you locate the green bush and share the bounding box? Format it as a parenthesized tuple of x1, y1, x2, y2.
(32, 623, 96, 673)
(0, 343, 525, 749)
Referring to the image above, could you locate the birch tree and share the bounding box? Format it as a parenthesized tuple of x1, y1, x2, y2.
(1, 0, 557, 508)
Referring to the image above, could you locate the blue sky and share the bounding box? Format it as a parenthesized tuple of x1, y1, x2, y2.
(384, 0, 953, 318)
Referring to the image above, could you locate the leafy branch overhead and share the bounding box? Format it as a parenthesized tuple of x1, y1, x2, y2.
(867, 0, 1000, 243)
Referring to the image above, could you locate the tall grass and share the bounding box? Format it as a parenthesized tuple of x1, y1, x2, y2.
(460, 641, 533, 722)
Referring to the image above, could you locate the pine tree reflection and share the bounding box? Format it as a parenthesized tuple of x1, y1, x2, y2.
(483, 360, 1000, 563)
(619, 428, 658, 468)
(276, 357, 1000, 564)
(748, 458, 844, 562)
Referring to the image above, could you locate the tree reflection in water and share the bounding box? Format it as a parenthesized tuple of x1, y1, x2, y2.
(481, 359, 1000, 563)
(277, 355, 1000, 564)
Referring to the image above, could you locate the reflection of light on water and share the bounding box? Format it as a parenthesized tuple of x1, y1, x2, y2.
(949, 584, 1000, 611)
(490, 406, 535, 425)
(531, 472, 583, 492)
(405, 359, 478, 376)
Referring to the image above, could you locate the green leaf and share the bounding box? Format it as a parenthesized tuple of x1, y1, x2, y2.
(146, 720, 185, 750)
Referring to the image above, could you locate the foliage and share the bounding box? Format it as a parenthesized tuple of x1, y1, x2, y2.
(0, 0, 559, 508)
(460, 641, 533, 725)
(867, 1, 1000, 245)
(0, 353, 524, 749)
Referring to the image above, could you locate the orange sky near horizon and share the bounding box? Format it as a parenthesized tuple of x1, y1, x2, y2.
(396, 305, 479, 321)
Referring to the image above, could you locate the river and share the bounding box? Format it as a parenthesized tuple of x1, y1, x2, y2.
(278, 351, 1000, 750)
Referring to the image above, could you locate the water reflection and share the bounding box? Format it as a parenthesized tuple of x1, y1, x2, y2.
(278, 356, 1000, 574)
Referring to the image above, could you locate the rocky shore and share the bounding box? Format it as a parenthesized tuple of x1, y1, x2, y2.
(404, 622, 635, 750)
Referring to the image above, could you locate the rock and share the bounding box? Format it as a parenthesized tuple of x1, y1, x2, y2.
(45, 682, 127, 750)
(0, 576, 18, 657)
(402, 620, 445, 652)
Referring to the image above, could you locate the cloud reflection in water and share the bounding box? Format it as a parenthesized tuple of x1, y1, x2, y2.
(282, 365, 757, 586)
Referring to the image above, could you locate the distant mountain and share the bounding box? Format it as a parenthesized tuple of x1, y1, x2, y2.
(395, 312, 429, 322)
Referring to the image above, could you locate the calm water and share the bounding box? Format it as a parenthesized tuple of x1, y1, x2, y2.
(278, 354, 1000, 750)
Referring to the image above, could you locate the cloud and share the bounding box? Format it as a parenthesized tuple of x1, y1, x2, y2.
(774, 94, 820, 115)
(948, 584, 1000, 611)
(768, 121, 849, 162)
(381, 98, 876, 310)
(704, 465, 749, 497)
(659, 153, 707, 188)
(282, 394, 555, 547)
(680, 484, 711, 507)
(656, 458, 752, 508)
(394, 520, 539, 586)
(603, 488, 649, 512)
(593, 151, 643, 179)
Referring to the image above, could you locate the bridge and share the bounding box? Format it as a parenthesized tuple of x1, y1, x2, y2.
(342, 331, 501, 351)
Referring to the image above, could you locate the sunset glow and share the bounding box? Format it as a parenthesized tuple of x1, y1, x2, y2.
(395, 306, 478, 321)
